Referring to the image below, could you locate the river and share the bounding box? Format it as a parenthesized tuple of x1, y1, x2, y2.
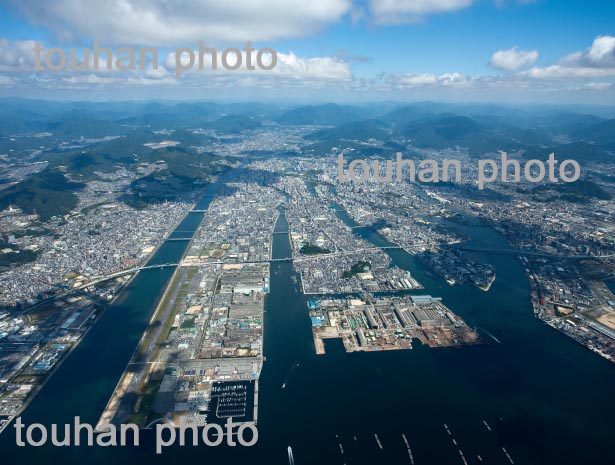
(2, 186, 615, 465)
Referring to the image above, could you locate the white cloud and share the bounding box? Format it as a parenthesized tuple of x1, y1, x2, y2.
(61, 74, 118, 85)
(394, 73, 439, 86)
(0, 38, 136, 74)
(163, 49, 352, 81)
(270, 52, 352, 81)
(144, 66, 171, 80)
(7, 0, 352, 45)
(528, 35, 615, 79)
(490, 46, 538, 71)
(0, 38, 39, 72)
(388, 72, 473, 89)
(0, 34, 353, 91)
(0, 75, 14, 86)
(528, 65, 615, 79)
(560, 35, 615, 69)
(370, 0, 474, 24)
(583, 82, 612, 90)
(1, 33, 613, 100)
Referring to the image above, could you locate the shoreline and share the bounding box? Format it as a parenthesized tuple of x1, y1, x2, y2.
(0, 200, 201, 435)
(96, 199, 208, 430)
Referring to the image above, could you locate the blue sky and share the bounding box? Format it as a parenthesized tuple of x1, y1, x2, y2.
(0, 0, 614, 103)
(281, 1, 614, 76)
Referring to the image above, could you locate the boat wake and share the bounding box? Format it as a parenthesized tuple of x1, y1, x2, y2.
(288, 446, 295, 465)
(282, 361, 300, 388)
(481, 328, 501, 344)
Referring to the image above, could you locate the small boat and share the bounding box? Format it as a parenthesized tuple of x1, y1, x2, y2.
(288, 446, 295, 465)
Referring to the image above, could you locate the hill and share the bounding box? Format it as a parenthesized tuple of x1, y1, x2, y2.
(305, 120, 389, 142)
(0, 170, 84, 221)
(278, 103, 369, 126)
(392, 114, 522, 154)
(572, 119, 615, 146)
(378, 105, 431, 125)
(523, 141, 611, 163)
(44, 113, 128, 140)
(209, 114, 261, 134)
(534, 179, 612, 203)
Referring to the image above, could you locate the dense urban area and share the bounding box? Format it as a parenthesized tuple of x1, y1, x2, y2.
(1, 100, 615, 435)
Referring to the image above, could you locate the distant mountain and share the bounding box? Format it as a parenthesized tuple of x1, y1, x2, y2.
(0, 116, 42, 135)
(393, 114, 510, 154)
(116, 102, 220, 129)
(539, 112, 607, 135)
(378, 105, 431, 125)
(277, 103, 369, 126)
(298, 108, 615, 158)
(396, 114, 483, 141)
(208, 114, 261, 134)
(534, 179, 612, 203)
(305, 120, 389, 142)
(301, 113, 537, 155)
(217, 102, 283, 119)
(572, 119, 615, 146)
(45, 114, 128, 140)
(402, 114, 481, 139)
(523, 141, 611, 162)
(471, 116, 554, 146)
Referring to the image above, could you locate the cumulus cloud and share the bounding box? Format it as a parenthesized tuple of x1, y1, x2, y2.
(5, 0, 352, 45)
(0, 38, 39, 72)
(272, 53, 352, 81)
(369, 0, 474, 24)
(528, 35, 615, 79)
(388, 72, 472, 89)
(489, 46, 538, 71)
(559, 35, 615, 69)
(0, 33, 613, 100)
(393, 73, 439, 86)
(0, 33, 354, 90)
(163, 49, 352, 81)
(528, 65, 615, 79)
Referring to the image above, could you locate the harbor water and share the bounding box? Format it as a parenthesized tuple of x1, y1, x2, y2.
(2, 191, 615, 465)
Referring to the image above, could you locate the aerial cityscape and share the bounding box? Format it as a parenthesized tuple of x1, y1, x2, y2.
(1, 1, 615, 465)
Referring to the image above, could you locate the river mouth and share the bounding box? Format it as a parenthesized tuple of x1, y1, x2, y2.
(3, 182, 615, 465)
(257, 205, 615, 465)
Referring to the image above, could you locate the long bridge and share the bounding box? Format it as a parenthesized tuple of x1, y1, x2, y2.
(82, 263, 179, 284)
(19, 239, 614, 316)
(19, 263, 179, 314)
(451, 246, 615, 260)
(18, 244, 408, 313)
